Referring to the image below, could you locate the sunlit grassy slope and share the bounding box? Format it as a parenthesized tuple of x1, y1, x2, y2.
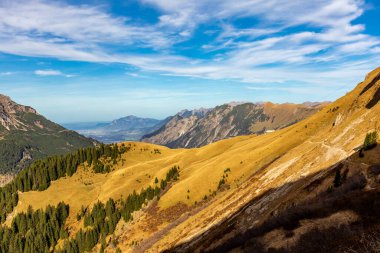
(13, 67, 380, 252)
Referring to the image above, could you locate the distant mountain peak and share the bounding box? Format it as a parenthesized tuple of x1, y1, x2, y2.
(120, 115, 139, 119)
(0, 94, 37, 113)
(0, 94, 38, 130)
(177, 107, 211, 118)
(226, 101, 249, 107)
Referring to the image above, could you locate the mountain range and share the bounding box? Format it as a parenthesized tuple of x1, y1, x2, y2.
(0, 94, 96, 184)
(65, 116, 168, 144)
(142, 102, 326, 148)
(67, 102, 325, 148)
(1, 67, 379, 252)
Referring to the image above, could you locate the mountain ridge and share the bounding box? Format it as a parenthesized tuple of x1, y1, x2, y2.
(67, 101, 322, 146)
(142, 101, 326, 148)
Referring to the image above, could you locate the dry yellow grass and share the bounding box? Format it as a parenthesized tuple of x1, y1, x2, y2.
(11, 67, 380, 252)
(16, 143, 177, 214)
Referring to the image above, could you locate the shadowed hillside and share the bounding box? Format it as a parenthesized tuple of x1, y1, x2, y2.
(166, 144, 380, 253)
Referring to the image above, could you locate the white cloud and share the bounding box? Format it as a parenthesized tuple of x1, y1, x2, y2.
(140, 0, 365, 34)
(0, 72, 15, 76)
(0, 0, 175, 51)
(34, 69, 74, 77)
(0, 0, 378, 89)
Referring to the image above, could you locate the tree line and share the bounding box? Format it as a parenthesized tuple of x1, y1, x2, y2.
(58, 166, 180, 253)
(0, 143, 129, 223)
(0, 165, 179, 253)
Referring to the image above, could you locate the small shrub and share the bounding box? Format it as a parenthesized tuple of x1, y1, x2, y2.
(363, 131, 378, 150)
(224, 168, 231, 173)
(218, 178, 225, 189)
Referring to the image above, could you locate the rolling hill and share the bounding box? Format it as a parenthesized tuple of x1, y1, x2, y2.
(1, 67, 380, 252)
(142, 102, 325, 148)
(0, 94, 96, 184)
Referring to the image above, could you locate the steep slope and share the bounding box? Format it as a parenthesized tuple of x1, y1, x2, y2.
(142, 102, 324, 148)
(152, 67, 380, 253)
(0, 94, 96, 181)
(2, 67, 380, 253)
(70, 115, 168, 143)
(169, 144, 380, 253)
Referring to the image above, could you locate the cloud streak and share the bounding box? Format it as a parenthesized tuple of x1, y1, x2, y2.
(0, 72, 15, 76)
(0, 0, 379, 88)
(34, 69, 74, 77)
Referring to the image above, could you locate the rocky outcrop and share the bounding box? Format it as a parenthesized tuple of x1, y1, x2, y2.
(0, 94, 37, 130)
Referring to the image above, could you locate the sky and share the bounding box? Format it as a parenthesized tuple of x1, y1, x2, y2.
(0, 0, 379, 123)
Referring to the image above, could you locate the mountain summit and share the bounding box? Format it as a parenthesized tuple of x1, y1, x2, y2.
(0, 94, 38, 130)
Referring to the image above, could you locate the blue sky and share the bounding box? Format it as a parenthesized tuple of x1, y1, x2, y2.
(0, 0, 379, 123)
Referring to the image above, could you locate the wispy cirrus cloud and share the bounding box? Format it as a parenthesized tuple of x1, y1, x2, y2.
(0, 0, 379, 88)
(0, 0, 173, 49)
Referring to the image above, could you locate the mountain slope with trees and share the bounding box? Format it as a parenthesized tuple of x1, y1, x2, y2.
(0, 94, 96, 183)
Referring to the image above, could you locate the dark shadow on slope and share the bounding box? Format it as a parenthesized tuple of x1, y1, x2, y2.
(360, 72, 380, 95)
(165, 146, 380, 253)
(366, 86, 380, 109)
